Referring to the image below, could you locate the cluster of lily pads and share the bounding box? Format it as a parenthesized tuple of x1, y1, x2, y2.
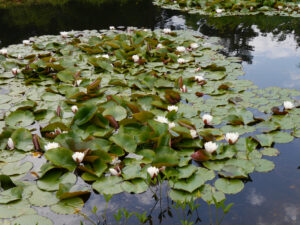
(0, 28, 300, 224)
(153, 0, 300, 17)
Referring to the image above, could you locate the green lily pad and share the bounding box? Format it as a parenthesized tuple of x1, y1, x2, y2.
(50, 197, 84, 215)
(5, 110, 35, 128)
(215, 178, 244, 194)
(11, 215, 53, 225)
(103, 105, 127, 121)
(44, 147, 77, 171)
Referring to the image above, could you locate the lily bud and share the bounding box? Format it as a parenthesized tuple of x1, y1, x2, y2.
(180, 85, 187, 93)
(7, 138, 14, 150)
(147, 166, 159, 178)
(202, 114, 213, 125)
(71, 105, 78, 113)
(225, 132, 239, 144)
(72, 152, 85, 163)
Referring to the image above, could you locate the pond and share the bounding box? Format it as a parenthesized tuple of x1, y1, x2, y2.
(0, 0, 299, 225)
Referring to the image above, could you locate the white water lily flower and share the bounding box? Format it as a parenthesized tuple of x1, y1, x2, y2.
(23, 40, 31, 45)
(11, 68, 21, 75)
(60, 31, 68, 38)
(102, 54, 109, 59)
(190, 43, 199, 49)
(72, 152, 85, 163)
(17, 54, 23, 59)
(177, 58, 186, 64)
(147, 166, 159, 178)
(7, 138, 14, 150)
(180, 85, 187, 93)
(109, 168, 120, 176)
(71, 105, 78, 113)
(204, 141, 218, 153)
(225, 132, 239, 144)
(202, 114, 213, 125)
(163, 28, 171, 34)
(44, 142, 60, 151)
(109, 26, 115, 30)
(278, 5, 283, 9)
(111, 157, 121, 165)
(168, 122, 176, 129)
(155, 116, 169, 124)
(216, 8, 224, 13)
(76, 79, 82, 86)
(157, 43, 164, 49)
(143, 29, 150, 32)
(168, 105, 178, 112)
(283, 101, 295, 110)
(132, 54, 140, 62)
(0, 48, 7, 55)
(195, 75, 204, 82)
(190, 130, 198, 138)
(176, 46, 186, 52)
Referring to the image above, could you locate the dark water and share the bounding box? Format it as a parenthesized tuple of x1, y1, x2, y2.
(0, 0, 300, 224)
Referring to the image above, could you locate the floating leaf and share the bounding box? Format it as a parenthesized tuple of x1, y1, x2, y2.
(215, 178, 244, 194)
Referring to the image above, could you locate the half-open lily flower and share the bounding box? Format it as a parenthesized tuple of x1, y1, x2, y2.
(102, 54, 109, 59)
(147, 166, 159, 178)
(202, 114, 213, 125)
(72, 152, 85, 163)
(176, 46, 186, 52)
(190, 43, 199, 49)
(195, 75, 204, 82)
(168, 105, 178, 112)
(110, 156, 121, 165)
(155, 116, 169, 124)
(11, 68, 21, 75)
(60, 31, 68, 38)
(225, 132, 239, 144)
(76, 79, 82, 86)
(180, 85, 187, 93)
(109, 26, 115, 30)
(44, 142, 60, 151)
(283, 101, 295, 110)
(204, 141, 218, 153)
(0, 48, 7, 55)
(190, 130, 198, 138)
(156, 44, 164, 49)
(132, 55, 140, 63)
(7, 138, 14, 150)
(71, 105, 78, 113)
(163, 28, 171, 34)
(23, 40, 31, 45)
(168, 122, 176, 129)
(216, 8, 224, 13)
(178, 58, 186, 64)
(109, 168, 121, 176)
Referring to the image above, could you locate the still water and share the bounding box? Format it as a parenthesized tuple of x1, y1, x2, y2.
(0, 0, 299, 224)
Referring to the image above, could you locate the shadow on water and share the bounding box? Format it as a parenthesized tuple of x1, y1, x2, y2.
(0, 0, 300, 224)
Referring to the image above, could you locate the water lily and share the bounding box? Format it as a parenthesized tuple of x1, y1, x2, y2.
(190, 43, 199, 49)
(204, 141, 218, 153)
(195, 75, 204, 82)
(7, 138, 14, 150)
(110, 156, 121, 165)
(17, 54, 23, 59)
(60, 31, 68, 38)
(278, 5, 283, 10)
(44, 142, 60, 151)
(216, 8, 224, 13)
(71, 105, 78, 113)
(76, 79, 82, 86)
(23, 40, 31, 45)
(177, 58, 186, 64)
(190, 130, 198, 138)
(225, 132, 239, 144)
(155, 116, 169, 124)
(147, 166, 159, 178)
(163, 28, 171, 34)
(157, 43, 164, 49)
(0, 48, 7, 55)
(168, 105, 178, 112)
(176, 46, 186, 52)
(283, 101, 295, 110)
(11, 68, 21, 75)
(180, 85, 187, 93)
(168, 122, 176, 129)
(202, 114, 213, 125)
(109, 26, 115, 30)
(102, 54, 109, 59)
(109, 168, 121, 176)
(72, 152, 85, 163)
(132, 54, 140, 62)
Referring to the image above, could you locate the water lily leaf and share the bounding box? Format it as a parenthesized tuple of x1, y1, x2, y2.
(56, 183, 90, 200)
(122, 164, 146, 180)
(269, 131, 294, 144)
(0, 186, 23, 204)
(103, 105, 127, 121)
(293, 129, 300, 138)
(73, 104, 97, 126)
(2, 161, 33, 176)
(169, 189, 197, 202)
(110, 133, 137, 153)
(252, 159, 275, 172)
(121, 179, 148, 194)
(255, 134, 273, 147)
(11, 128, 34, 152)
(5, 110, 35, 128)
(177, 164, 198, 179)
(0, 200, 36, 218)
(200, 184, 226, 204)
(260, 148, 280, 156)
(50, 197, 84, 215)
(218, 165, 248, 179)
(57, 69, 75, 83)
(215, 178, 244, 194)
(0, 150, 26, 163)
(0, 175, 16, 190)
(28, 186, 59, 207)
(152, 146, 179, 167)
(92, 176, 123, 195)
(37, 171, 76, 191)
(11, 215, 53, 225)
(44, 147, 77, 171)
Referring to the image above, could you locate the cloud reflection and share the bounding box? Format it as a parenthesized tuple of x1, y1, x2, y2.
(246, 188, 265, 206)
